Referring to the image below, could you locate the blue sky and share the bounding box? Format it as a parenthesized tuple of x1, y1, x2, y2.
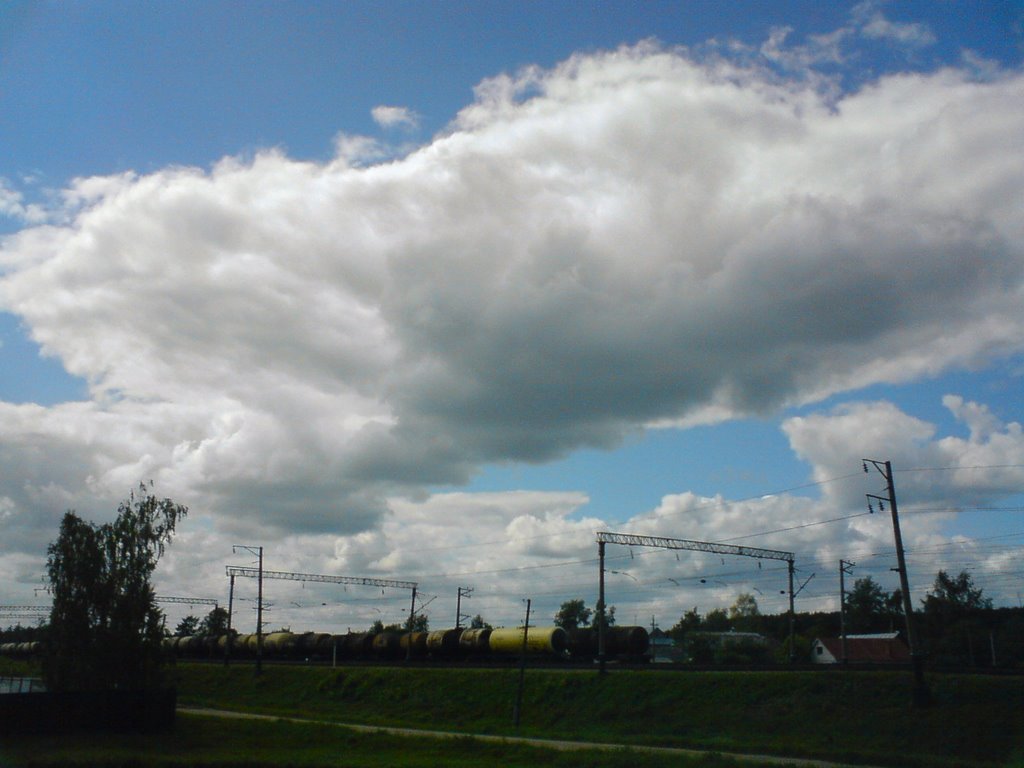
(1, 1, 1023, 629)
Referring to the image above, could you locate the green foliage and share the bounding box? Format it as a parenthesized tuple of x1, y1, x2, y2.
(924, 570, 992, 614)
(374, 614, 429, 633)
(175, 615, 200, 636)
(844, 576, 891, 633)
(407, 613, 429, 632)
(728, 593, 761, 632)
(44, 483, 187, 691)
(198, 606, 229, 636)
(729, 593, 759, 618)
(714, 638, 771, 665)
(922, 570, 995, 667)
(775, 633, 814, 664)
(554, 598, 592, 630)
(703, 608, 730, 631)
(669, 607, 701, 644)
(469, 614, 491, 629)
(684, 634, 715, 664)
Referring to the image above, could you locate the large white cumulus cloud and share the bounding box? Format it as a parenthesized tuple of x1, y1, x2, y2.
(2, 45, 1023, 552)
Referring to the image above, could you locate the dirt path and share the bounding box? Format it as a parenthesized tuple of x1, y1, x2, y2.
(179, 706, 890, 768)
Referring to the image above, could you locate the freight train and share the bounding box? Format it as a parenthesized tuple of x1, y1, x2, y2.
(0, 641, 41, 658)
(163, 625, 650, 663)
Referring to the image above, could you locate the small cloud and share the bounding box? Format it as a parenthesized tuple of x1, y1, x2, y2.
(959, 49, 1004, 81)
(760, 25, 851, 70)
(371, 105, 420, 130)
(852, 1, 936, 47)
(0, 178, 48, 224)
(332, 133, 386, 166)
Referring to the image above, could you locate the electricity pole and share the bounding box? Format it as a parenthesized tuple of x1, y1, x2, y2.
(513, 598, 531, 728)
(839, 559, 854, 665)
(597, 540, 606, 674)
(406, 586, 418, 660)
(788, 560, 796, 663)
(456, 586, 473, 628)
(864, 459, 929, 705)
(233, 544, 264, 676)
(224, 572, 235, 667)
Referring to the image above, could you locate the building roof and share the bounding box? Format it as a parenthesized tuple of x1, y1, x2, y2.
(816, 636, 910, 663)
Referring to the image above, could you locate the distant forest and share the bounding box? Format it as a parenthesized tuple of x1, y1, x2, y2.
(5, 569, 1023, 669)
(664, 570, 1024, 668)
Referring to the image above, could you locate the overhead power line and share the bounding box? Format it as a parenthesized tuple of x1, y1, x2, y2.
(720, 511, 874, 543)
(596, 531, 794, 563)
(896, 464, 1024, 473)
(156, 596, 218, 607)
(0, 605, 48, 612)
(225, 567, 416, 591)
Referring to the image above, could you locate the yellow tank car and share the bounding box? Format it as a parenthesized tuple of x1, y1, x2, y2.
(263, 631, 297, 656)
(242, 633, 261, 654)
(488, 626, 568, 656)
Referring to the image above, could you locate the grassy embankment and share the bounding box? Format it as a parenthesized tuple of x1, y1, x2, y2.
(173, 662, 1024, 768)
(3, 658, 1023, 767)
(0, 657, 781, 768)
(2, 714, 764, 768)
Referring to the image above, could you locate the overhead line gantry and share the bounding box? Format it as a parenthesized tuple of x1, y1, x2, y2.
(224, 566, 420, 659)
(595, 531, 798, 668)
(0, 605, 49, 621)
(156, 596, 219, 608)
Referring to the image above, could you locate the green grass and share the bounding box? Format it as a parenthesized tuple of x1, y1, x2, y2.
(3, 658, 1023, 767)
(0, 658, 37, 677)
(173, 664, 1024, 768)
(0, 712, 791, 768)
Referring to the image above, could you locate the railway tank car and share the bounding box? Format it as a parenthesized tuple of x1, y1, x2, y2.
(567, 626, 650, 660)
(163, 624, 649, 664)
(488, 626, 568, 656)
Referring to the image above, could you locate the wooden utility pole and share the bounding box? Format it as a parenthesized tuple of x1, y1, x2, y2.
(864, 459, 929, 706)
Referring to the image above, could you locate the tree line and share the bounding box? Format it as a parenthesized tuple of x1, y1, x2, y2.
(664, 571, 1024, 667)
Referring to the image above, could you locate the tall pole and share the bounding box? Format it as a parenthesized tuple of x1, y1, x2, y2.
(788, 560, 796, 663)
(224, 573, 235, 667)
(456, 586, 473, 628)
(513, 598, 531, 728)
(232, 544, 265, 676)
(256, 546, 264, 676)
(406, 586, 417, 661)
(597, 540, 606, 674)
(865, 459, 928, 705)
(839, 559, 854, 665)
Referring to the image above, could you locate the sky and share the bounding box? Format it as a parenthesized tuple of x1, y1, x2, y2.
(1, 1, 1023, 635)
